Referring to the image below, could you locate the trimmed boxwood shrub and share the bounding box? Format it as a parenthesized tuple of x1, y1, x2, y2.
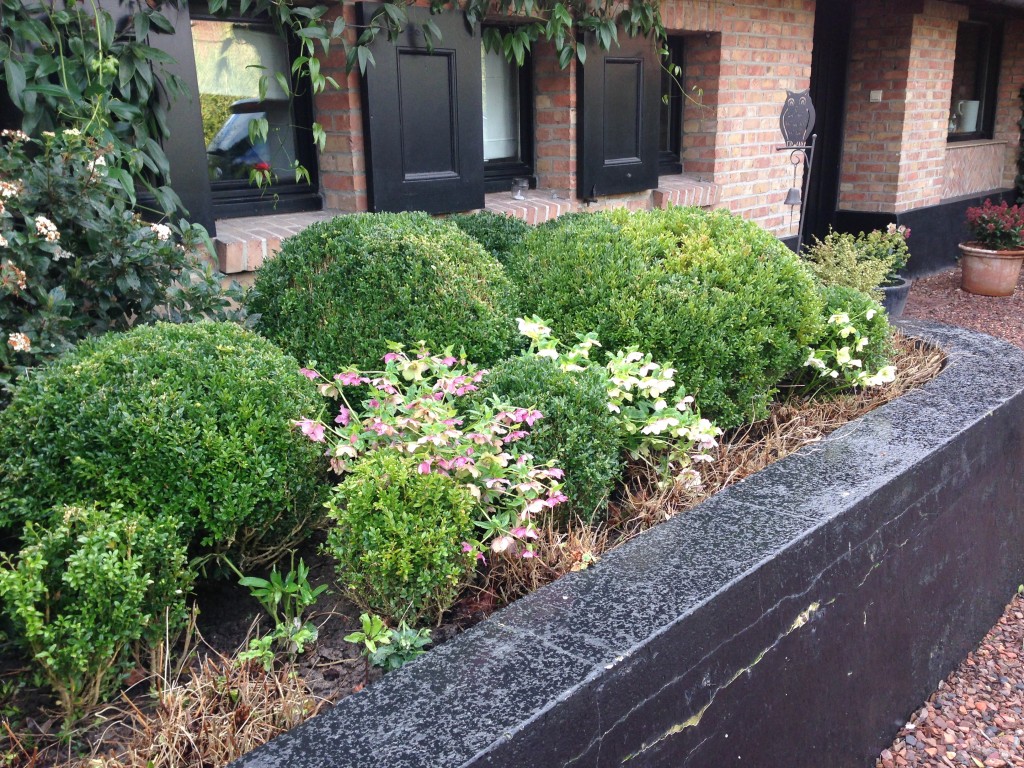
(507, 208, 824, 427)
(326, 451, 477, 626)
(0, 501, 191, 718)
(246, 212, 520, 374)
(448, 211, 532, 266)
(0, 322, 328, 569)
(474, 355, 622, 524)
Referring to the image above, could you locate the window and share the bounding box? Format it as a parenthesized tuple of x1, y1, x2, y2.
(658, 37, 684, 175)
(188, 6, 320, 218)
(482, 38, 534, 193)
(948, 19, 1002, 141)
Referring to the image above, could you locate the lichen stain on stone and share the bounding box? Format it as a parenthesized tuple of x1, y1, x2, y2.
(620, 601, 822, 763)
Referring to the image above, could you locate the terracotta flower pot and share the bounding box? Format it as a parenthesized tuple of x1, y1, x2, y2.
(958, 242, 1024, 297)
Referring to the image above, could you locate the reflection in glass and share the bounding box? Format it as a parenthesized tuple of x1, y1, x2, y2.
(481, 47, 520, 161)
(191, 20, 297, 182)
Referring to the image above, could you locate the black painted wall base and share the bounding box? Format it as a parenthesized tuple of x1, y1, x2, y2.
(835, 188, 1017, 279)
(235, 321, 1024, 768)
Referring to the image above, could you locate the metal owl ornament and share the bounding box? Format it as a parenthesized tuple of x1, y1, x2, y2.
(780, 89, 816, 147)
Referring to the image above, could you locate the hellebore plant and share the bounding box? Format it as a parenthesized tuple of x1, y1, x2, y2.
(802, 309, 897, 396)
(516, 316, 721, 483)
(295, 343, 565, 560)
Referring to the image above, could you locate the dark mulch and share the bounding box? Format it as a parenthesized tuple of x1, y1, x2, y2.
(876, 268, 1024, 768)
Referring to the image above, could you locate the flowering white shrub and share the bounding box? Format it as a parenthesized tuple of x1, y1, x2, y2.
(802, 307, 896, 393)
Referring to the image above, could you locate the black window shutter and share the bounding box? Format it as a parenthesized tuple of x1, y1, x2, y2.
(577, 32, 660, 199)
(359, 3, 484, 213)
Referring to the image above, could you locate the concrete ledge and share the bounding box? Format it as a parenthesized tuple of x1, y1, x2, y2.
(234, 321, 1024, 767)
(483, 190, 575, 225)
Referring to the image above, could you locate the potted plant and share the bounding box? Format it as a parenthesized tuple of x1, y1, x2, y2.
(801, 225, 912, 318)
(959, 199, 1024, 296)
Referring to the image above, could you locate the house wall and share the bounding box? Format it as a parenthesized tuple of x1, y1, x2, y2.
(995, 18, 1024, 190)
(307, 0, 815, 237)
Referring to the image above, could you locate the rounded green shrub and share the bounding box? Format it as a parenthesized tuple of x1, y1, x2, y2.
(508, 207, 824, 427)
(447, 211, 532, 266)
(246, 212, 520, 374)
(326, 450, 477, 626)
(0, 322, 327, 569)
(474, 355, 622, 524)
(0, 502, 191, 719)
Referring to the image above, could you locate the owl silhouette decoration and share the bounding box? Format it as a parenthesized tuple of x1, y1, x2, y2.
(780, 89, 816, 147)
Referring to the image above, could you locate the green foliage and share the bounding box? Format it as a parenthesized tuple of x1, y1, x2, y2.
(802, 231, 891, 294)
(247, 212, 520, 373)
(326, 451, 477, 626)
(508, 207, 824, 428)
(0, 0, 189, 214)
(0, 322, 328, 570)
(475, 355, 622, 524)
(0, 130, 240, 405)
(447, 211, 532, 267)
(0, 502, 191, 720)
(238, 558, 327, 667)
(803, 226, 911, 292)
(820, 284, 893, 372)
(344, 613, 431, 673)
(199, 93, 236, 147)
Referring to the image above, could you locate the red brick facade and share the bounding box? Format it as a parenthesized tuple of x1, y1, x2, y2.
(212, 0, 1024, 273)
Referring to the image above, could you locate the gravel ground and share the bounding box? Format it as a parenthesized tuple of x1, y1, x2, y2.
(876, 266, 1024, 768)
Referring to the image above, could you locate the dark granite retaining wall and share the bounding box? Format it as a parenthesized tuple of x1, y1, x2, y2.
(235, 321, 1024, 768)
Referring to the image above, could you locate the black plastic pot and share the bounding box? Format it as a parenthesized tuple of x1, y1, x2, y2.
(881, 276, 912, 318)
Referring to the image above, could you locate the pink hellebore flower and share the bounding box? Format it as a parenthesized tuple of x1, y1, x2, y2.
(295, 419, 326, 443)
(418, 459, 433, 474)
(335, 407, 351, 426)
(511, 526, 539, 540)
(461, 541, 474, 553)
(547, 467, 565, 480)
(440, 356, 458, 367)
(335, 371, 366, 386)
(299, 367, 319, 380)
(545, 492, 568, 508)
(383, 352, 402, 364)
(521, 550, 538, 559)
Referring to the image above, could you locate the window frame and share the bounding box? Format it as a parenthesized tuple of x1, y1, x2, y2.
(186, 2, 322, 219)
(947, 17, 1003, 144)
(481, 28, 535, 194)
(658, 36, 684, 176)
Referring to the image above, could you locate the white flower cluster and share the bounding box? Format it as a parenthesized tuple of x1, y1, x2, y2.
(0, 234, 7, 248)
(803, 306, 896, 389)
(7, 332, 31, 352)
(52, 246, 73, 261)
(34, 215, 60, 243)
(0, 129, 29, 142)
(149, 223, 172, 241)
(0, 180, 21, 199)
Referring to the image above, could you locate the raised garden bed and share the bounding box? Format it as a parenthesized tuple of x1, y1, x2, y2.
(233, 320, 1024, 768)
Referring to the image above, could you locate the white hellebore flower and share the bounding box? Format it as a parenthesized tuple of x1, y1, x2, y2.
(835, 346, 852, 365)
(865, 308, 876, 321)
(517, 317, 551, 338)
(828, 312, 850, 326)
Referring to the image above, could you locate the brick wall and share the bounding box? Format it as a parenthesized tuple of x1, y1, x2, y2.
(668, 0, 815, 236)
(994, 19, 1024, 190)
(318, 4, 367, 213)
(839, 0, 967, 214)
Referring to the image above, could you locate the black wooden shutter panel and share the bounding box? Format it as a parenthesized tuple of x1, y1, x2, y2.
(577, 32, 660, 199)
(358, 3, 484, 214)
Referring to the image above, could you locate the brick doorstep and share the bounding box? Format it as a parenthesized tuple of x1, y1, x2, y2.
(210, 175, 721, 274)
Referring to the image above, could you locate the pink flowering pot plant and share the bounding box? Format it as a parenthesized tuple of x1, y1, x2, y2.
(959, 198, 1024, 297)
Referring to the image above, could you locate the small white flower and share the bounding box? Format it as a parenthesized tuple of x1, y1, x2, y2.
(0, 180, 21, 199)
(53, 246, 73, 261)
(836, 347, 852, 365)
(0, 234, 7, 248)
(0, 129, 28, 142)
(828, 312, 851, 326)
(149, 223, 172, 241)
(62, 128, 81, 137)
(34, 215, 60, 242)
(7, 332, 31, 352)
(856, 337, 869, 352)
(876, 365, 897, 383)
(865, 308, 876, 321)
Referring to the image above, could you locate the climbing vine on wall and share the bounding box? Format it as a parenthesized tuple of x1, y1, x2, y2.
(0, 0, 667, 208)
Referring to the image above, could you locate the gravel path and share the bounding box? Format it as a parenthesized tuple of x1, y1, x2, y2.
(876, 267, 1024, 768)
